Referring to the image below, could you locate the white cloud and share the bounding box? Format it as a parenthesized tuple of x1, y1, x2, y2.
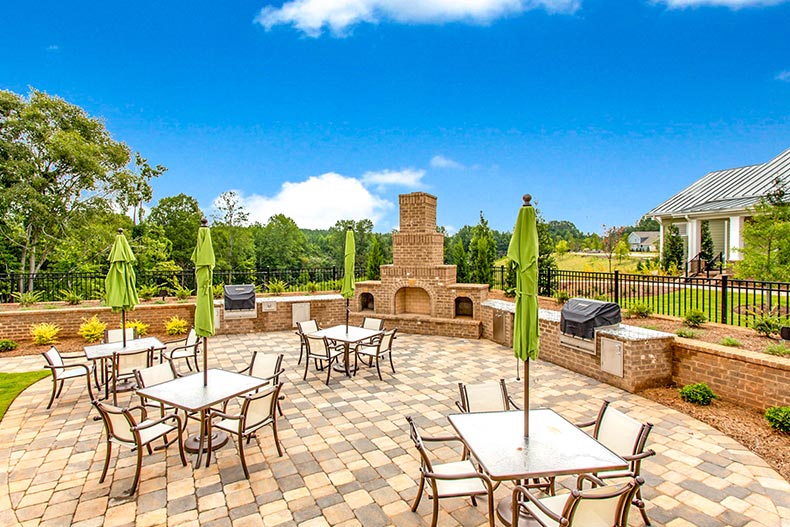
(256, 0, 580, 36)
(361, 168, 425, 187)
(230, 173, 393, 229)
(46, 45, 60, 52)
(430, 155, 465, 169)
(776, 71, 790, 82)
(657, 0, 787, 8)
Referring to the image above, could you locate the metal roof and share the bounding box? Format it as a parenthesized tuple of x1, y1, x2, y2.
(647, 148, 790, 217)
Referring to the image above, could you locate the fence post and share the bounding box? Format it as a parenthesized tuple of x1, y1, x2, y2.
(614, 270, 619, 304)
(720, 275, 728, 325)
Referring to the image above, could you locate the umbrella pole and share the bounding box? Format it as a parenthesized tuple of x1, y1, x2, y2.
(345, 298, 349, 331)
(122, 310, 127, 347)
(203, 338, 208, 386)
(523, 359, 529, 437)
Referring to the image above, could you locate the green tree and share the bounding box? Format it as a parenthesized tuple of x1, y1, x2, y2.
(601, 225, 626, 272)
(615, 239, 630, 263)
(735, 179, 790, 281)
(468, 212, 496, 285)
(700, 220, 715, 261)
(148, 194, 204, 268)
(253, 214, 306, 269)
(132, 223, 178, 272)
(555, 239, 570, 260)
(115, 153, 167, 225)
(0, 88, 160, 287)
(48, 206, 133, 273)
(451, 238, 470, 282)
(327, 219, 373, 268)
(635, 216, 660, 231)
(366, 236, 385, 279)
(662, 224, 685, 273)
(213, 191, 250, 270)
(536, 211, 558, 295)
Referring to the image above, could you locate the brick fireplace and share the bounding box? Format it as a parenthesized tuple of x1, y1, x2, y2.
(354, 192, 488, 338)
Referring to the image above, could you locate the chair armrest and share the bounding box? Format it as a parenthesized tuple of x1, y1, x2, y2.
(455, 401, 467, 412)
(514, 485, 563, 523)
(421, 434, 465, 444)
(162, 336, 187, 346)
(575, 473, 606, 489)
(574, 418, 597, 429)
(164, 342, 198, 355)
(238, 364, 252, 374)
(44, 363, 92, 374)
(209, 409, 241, 421)
(424, 469, 493, 486)
(134, 412, 183, 431)
(623, 449, 656, 462)
(507, 395, 521, 410)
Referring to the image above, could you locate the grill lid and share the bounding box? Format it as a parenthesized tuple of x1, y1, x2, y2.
(560, 298, 621, 340)
(224, 284, 256, 311)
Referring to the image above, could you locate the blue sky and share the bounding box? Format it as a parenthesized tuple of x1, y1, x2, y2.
(2, 0, 789, 235)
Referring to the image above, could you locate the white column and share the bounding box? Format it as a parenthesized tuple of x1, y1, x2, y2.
(729, 215, 745, 261)
(687, 218, 700, 259)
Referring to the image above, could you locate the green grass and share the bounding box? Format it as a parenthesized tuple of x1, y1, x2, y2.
(554, 253, 649, 273)
(0, 370, 49, 422)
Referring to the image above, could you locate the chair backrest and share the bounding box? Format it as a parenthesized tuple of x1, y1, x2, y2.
(242, 384, 282, 430)
(362, 317, 384, 331)
(305, 334, 330, 357)
(185, 328, 199, 347)
(105, 327, 137, 344)
(559, 476, 641, 526)
(458, 379, 511, 413)
(93, 400, 137, 444)
(115, 348, 151, 376)
(297, 320, 319, 335)
(379, 328, 397, 351)
(42, 346, 64, 369)
(249, 351, 284, 382)
(593, 401, 653, 474)
(405, 416, 435, 474)
(134, 362, 176, 389)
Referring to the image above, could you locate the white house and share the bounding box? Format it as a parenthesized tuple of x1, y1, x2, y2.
(647, 147, 789, 266)
(628, 231, 659, 252)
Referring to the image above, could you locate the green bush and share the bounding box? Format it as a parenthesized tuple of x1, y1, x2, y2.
(165, 316, 189, 336)
(138, 284, 162, 301)
(0, 339, 18, 352)
(748, 311, 783, 338)
(626, 302, 652, 318)
(58, 289, 83, 305)
(554, 291, 570, 305)
(679, 382, 718, 406)
(764, 343, 790, 356)
(683, 309, 707, 328)
(266, 278, 288, 295)
(12, 291, 44, 307)
(173, 285, 193, 301)
(30, 322, 61, 345)
(306, 281, 319, 293)
(213, 283, 225, 298)
(676, 328, 699, 338)
(719, 337, 742, 347)
(125, 320, 150, 337)
(765, 406, 790, 433)
(78, 315, 107, 343)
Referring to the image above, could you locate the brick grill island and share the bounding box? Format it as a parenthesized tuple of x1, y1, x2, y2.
(354, 192, 488, 338)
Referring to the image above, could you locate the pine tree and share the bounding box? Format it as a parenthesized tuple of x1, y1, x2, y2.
(366, 236, 384, 280)
(469, 212, 496, 286)
(700, 221, 714, 261)
(661, 225, 685, 273)
(452, 238, 469, 282)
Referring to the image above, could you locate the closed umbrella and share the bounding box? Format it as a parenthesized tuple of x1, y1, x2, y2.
(340, 227, 355, 331)
(191, 219, 215, 387)
(105, 228, 139, 347)
(506, 194, 540, 437)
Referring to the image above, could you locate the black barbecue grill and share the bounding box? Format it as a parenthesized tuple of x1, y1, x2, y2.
(224, 284, 256, 311)
(560, 298, 621, 353)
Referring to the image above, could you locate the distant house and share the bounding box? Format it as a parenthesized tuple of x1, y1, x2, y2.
(628, 231, 659, 252)
(647, 147, 789, 266)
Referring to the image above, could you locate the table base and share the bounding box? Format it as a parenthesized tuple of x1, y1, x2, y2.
(496, 495, 538, 527)
(185, 431, 229, 453)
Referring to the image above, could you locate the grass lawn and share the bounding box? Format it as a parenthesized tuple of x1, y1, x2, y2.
(0, 370, 49, 421)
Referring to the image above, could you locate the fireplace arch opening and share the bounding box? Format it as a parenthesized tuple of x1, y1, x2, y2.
(455, 297, 473, 318)
(360, 293, 375, 312)
(394, 287, 431, 315)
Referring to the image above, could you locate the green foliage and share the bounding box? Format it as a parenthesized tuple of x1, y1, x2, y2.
(306, 281, 319, 293)
(555, 239, 569, 259)
(626, 302, 652, 318)
(30, 322, 60, 345)
(213, 283, 225, 298)
(58, 289, 83, 305)
(676, 328, 699, 338)
(11, 291, 44, 307)
(78, 315, 107, 343)
(662, 224, 685, 272)
(748, 310, 784, 338)
(635, 258, 664, 275)
(173, 285, 193, 301)
(765, 406, 790, 432)
(614, 239, 630, 262)
(719, 337, 742, 347)
(469, 212, 496, 286)
(252, 214, 307, 269)
(125, 320, 149, 337)
(366, 236, 385, 280)
(764, 343, 790, 356)
(734, 179, 790, 281)
(0, 339, 18, 352)
(138, 283, 162, 301)
(700, 220, 715, 261)
(147, 193, 204, 267)
(165, 316, 189, 336)
(554, 290, 570, 305)
(266, 278, 288, 295)
(678, 383, 717, 406)
(451, 238, 470, 282)
(684, 309, 707, 328)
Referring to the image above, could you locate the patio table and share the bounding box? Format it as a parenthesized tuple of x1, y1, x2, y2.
(84, 336, 165, 400)
(135, 368, 268, 468)
(310, 325, 383, 376)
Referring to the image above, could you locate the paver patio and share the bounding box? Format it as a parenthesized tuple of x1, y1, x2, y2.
(1, 331, 789, 527)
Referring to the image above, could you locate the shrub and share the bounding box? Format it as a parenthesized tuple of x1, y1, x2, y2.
(78, 315, 107, 343)
(679, 382, 717, 406)
(676, 328, 699, 338)
(266, 278, 288, 295)
(306, 281, 319, 293)
(165, 316, 189, 336)
(765, 406, 790, 433)
(748, 311, 783, 338)
(173, 285, 193, 301)
(626, 302, 651, 318)
(213, 283, 225, 298)
(125, 319, 150, 337)
(138, 284, 162, 301)
(12, 291, 44, 307)
(683, 309, 707, 328)
(58, 289, 83, 305)
(764, 343, 790, 356)
(30, 322, 61, 345)
(0, 339, 18, 352)
(554, 291, 570, 305)
(719, 337, 742, 347)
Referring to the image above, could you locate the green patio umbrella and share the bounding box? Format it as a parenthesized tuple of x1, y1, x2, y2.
(506, 194, 540, 437)
(105, 228, 139, 347)
(340, 227, 355, 331)
(191, 219, 215, 387)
